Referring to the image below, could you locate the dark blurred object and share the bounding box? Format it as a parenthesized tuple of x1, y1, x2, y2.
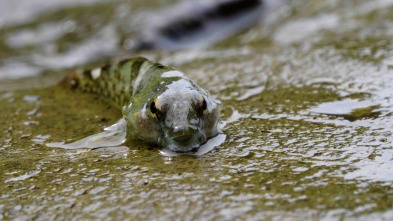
(131, 0, 264, 51)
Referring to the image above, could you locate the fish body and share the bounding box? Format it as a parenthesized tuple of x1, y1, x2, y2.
(62, 57, 221, 152)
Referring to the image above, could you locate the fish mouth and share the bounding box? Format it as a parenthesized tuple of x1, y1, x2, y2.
(171, 133, 200, 150)
(173, 134, 195, 143)
(166, 133, 202, 153)
(164, 125, 206, 153)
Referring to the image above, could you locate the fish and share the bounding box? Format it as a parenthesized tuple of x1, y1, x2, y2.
(60, 57, 222, 153)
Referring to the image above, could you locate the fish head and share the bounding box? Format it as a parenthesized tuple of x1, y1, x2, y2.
(123, 80, 221, 153)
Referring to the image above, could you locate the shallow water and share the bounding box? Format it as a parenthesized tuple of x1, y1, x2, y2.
(1, 0, 393, 220)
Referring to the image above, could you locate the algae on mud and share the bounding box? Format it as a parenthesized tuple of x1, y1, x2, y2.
(2, 0, 393, 220)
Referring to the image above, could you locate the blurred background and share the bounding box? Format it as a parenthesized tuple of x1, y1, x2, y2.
(0, 0, 279, 81)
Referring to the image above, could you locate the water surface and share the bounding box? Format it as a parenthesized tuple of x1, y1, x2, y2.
(1, 0, 393, 220)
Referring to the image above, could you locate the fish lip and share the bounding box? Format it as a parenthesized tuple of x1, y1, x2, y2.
(163, 125, 207, 153)
(173, 134, 195, 143)
(172, 133, 199, 148)
(173, 125, 198, 133)
(172, 145, 199, 153)
(167, 134, 209, 153)
(164, 133, 201, 153)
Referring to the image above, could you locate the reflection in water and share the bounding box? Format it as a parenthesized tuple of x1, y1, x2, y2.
(46, 118, 127, 149)
(310, 99, 380, 121)
(159, 133, 226, 156)
(46, 117, 226, 156)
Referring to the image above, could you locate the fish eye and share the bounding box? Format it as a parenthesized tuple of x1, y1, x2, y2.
(150, 100, 158, 115)
(197, 97, 207, 115)
(150, 100, 164, 120)
(202, 98, 207, 111)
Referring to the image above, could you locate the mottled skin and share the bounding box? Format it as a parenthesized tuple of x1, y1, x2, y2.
(63, 57, 221, 152)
